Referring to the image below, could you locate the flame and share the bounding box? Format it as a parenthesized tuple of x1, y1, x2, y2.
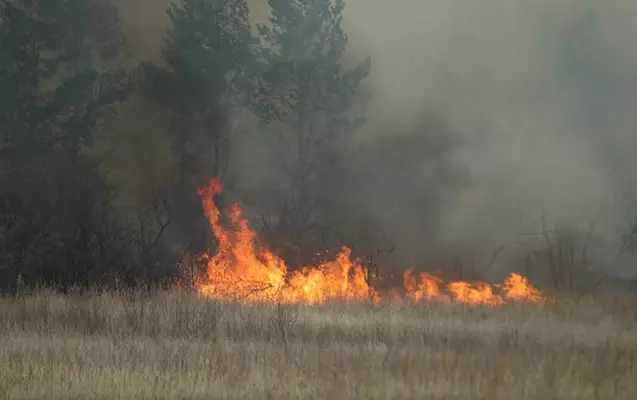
(194, 178, 374, 304)
(191, 178, 551, 306)
(447, 281, 505, 306)
(502, 273, 548, 303)
(404, 270, 444, 302)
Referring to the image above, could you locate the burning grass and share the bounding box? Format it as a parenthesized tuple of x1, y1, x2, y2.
(1, 289, 637, 399)
(1, 178, 633, 399)
(192, 178, 551, 306)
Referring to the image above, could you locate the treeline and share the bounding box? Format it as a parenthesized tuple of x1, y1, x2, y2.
(0, 0, 372, 293)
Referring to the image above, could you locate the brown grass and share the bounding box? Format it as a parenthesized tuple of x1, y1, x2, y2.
(1, 290, 637, 399)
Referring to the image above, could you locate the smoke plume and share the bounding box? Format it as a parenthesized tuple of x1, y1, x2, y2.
(339, 0, 637, 276)
(113, 0, 637, 278)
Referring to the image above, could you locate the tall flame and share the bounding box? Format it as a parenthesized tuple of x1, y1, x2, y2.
(192, 178, 551, 306)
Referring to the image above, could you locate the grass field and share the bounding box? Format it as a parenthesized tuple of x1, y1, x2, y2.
(1, 290, 637, 399)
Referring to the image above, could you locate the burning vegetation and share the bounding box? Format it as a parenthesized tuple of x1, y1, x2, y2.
(190, 179, 551, 306)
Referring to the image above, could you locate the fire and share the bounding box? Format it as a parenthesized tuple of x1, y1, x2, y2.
(404, 270, 443, 302)
(191, 178, 551, 306)
(194, 178, 375, 304)
(400, 270, 549, 306)
(502, 273, 547, 303)
(448, 281, 505, 306)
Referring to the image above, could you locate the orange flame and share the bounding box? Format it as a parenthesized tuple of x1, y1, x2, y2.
(194, 178, 375, 304)
(191, 178, 551, 306)
(404, 270, 444, 302)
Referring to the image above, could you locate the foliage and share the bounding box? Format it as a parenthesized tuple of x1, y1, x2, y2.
(142, 0, 258, 183)
(0, 0, 135, 292)
(255, 0, 371, 263)
(0, 0, 372, 291)
(139, 0, 264, 258)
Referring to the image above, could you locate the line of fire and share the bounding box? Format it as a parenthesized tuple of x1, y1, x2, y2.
(182, 178, 552, 306)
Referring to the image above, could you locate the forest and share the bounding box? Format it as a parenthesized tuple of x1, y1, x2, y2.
(3, 2, 637, 398)
(2, 0, 637, 296)
(0, 0, 378, 293)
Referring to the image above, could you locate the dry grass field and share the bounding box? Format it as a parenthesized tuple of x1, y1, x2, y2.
(1, 290, 637, 399)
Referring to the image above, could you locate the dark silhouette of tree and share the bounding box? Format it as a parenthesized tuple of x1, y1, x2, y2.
(139, 0, 263, 257)
(0, 0, 135, 292)
(143, 0, 258, 184)
(255, 0, 371, 266)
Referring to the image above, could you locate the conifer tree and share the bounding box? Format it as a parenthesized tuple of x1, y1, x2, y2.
(256, 0, 371, 260)
(0, 0, 133, 291)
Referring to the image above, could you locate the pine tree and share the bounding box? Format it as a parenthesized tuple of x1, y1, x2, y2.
(256, 0, 371, 260)
(0, 0, 133, 291)
(140, 0, 261, 255)
(143, 0, 258, 185)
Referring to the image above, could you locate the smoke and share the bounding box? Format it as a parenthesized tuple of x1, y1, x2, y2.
(112, 1, 637, 277)
(337, 0, 637, 275)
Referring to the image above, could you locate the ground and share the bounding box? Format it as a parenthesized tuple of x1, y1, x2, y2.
(1, 290, 636, 399)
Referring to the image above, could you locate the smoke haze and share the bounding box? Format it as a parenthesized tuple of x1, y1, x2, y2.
(340, 0, 637, 275)
(114, 0, 637, 277)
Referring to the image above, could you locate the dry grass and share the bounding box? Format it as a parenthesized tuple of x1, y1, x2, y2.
(1, 290, 637, 399)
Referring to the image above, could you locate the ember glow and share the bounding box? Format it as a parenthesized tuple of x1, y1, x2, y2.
(191, 178, 551, 306)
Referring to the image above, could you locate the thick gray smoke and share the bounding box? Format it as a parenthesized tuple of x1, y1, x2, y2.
(338, 0, 637, 277)
(113, 0, 637, 279)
